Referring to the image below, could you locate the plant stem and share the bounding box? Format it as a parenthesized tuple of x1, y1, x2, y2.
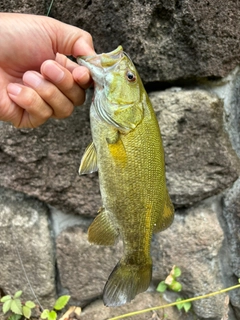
(12, 231, 44, 311)
(109, 283, 240, 320)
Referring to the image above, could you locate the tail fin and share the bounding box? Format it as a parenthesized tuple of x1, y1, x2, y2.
(103, 260, 152, 307)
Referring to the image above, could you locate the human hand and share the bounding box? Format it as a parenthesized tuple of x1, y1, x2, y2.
(0, 13, 95, 128)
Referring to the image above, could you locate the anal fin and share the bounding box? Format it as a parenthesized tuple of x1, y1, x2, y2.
(88, 207, 119, 245)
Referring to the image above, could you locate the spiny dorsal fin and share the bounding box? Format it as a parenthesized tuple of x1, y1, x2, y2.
(79, 142, 98, 175)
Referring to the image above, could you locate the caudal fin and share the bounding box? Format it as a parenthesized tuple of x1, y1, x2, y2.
(103, 260, 152, 307)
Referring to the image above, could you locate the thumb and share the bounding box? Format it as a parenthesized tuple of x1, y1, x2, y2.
(48, 18, 96, 57)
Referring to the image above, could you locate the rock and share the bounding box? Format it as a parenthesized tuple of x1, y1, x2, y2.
(1, 89, 239, 215)
(222, 178, 240, 318)
(56, 196, 227, 319)
(2, 1, 240, 83)
(0, 92, 101, 217)
(209, 67, 240, 159)
(224, 68, 240, 158)
(151, 89, 240, 207)
(79, 292, 195, 320)
(56, 224, 122, 304)
(0, 3, 239, 318)
(152, 196, 226, 319)
(0, 1, 45, 14)
(0, 187, 56, 307)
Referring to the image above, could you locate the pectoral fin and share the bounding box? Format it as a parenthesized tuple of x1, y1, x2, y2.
(79, 142, 98, 175)
(153, 192, 174, 233)
(88, 207, 119, 245)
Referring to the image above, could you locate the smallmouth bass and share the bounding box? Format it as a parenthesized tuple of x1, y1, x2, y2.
(78, 46, 174, 307)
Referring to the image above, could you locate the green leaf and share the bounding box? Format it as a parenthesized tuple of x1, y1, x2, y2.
(1, 295, 12, 302)
(41, 309, 49, 319)
(25, 300, 36, 309)
(2, 299, 12, 314)
(169, 280, 182, 292)
(23, 305, 31, 319)
(156, 281, 167, 293)
(173, 266, 181, 278)
(53, 295, 70, 310)
(176, 303, 184, 310)
(176, 298, 184, 310)
(183, 302, 191, 312)
(13, 291, 22, 299)
(7, 314, 22, 320)
(10, 299, 22, 315)
(48, 310, 57, 320)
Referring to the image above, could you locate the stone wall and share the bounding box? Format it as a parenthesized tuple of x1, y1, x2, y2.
(1, 1, 240, 319)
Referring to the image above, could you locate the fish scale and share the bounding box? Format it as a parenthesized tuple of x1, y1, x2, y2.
(78, 46, 174, 307)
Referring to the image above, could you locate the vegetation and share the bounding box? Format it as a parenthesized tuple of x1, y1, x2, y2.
(0, 291, 70, 320)
(108, 272, 240, 319)
(156, 265, 191, 312)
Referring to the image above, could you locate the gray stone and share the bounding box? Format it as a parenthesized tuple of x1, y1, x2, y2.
(151, 89, 240, 207)
(0, 2, 240, 317)
(1, 89, 239, 216)
(225, 68, 240, 159)
(0, 187, 56, 308)
(1, 1, 240, 83)
(222, 178, 240, 317)
(80, 292, 195, 320)
(206, 67, 240, 159)
(0, 92, 101, 217)
(152, 197, 226, 319)
(56, 197, 228, 319)
(56, 224, 122, 304)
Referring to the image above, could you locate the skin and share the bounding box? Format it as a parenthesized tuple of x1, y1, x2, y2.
(0, 13, 96, 128)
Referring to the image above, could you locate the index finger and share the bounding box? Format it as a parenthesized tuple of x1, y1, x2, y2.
(72, 35, 96, 57)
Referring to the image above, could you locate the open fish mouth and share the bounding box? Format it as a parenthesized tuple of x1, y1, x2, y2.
(77, 46, 125, 88)
(77, 45, 124, 70)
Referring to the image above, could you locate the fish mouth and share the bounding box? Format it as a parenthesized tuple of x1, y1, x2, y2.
(77, 45, 124, 71)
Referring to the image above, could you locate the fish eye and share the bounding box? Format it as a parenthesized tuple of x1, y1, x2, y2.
(126, 71, 136, 82)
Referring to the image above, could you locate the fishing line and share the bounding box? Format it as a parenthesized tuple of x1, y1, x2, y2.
(46, 0, 55, 16)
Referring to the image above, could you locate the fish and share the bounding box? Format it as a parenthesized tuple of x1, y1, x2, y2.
(77, 46, 174, 307)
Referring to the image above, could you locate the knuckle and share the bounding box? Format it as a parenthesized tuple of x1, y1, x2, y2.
(71, 89, 86, 107)
(41, 107, 53, 120)
(84, 31, 93, 44)
(22, 90, 53, 121)
(56, 104, 74, 119)
(42, 87, 56, 101)
(22, 89, 37, 107)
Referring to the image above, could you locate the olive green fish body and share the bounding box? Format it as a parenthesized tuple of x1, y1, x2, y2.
(78, 46, 174, 307)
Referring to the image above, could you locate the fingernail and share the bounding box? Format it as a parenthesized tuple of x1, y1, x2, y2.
(7, 83, 22, 96)
(23, 72, 43, 88)
(43, 62, 65, 82)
